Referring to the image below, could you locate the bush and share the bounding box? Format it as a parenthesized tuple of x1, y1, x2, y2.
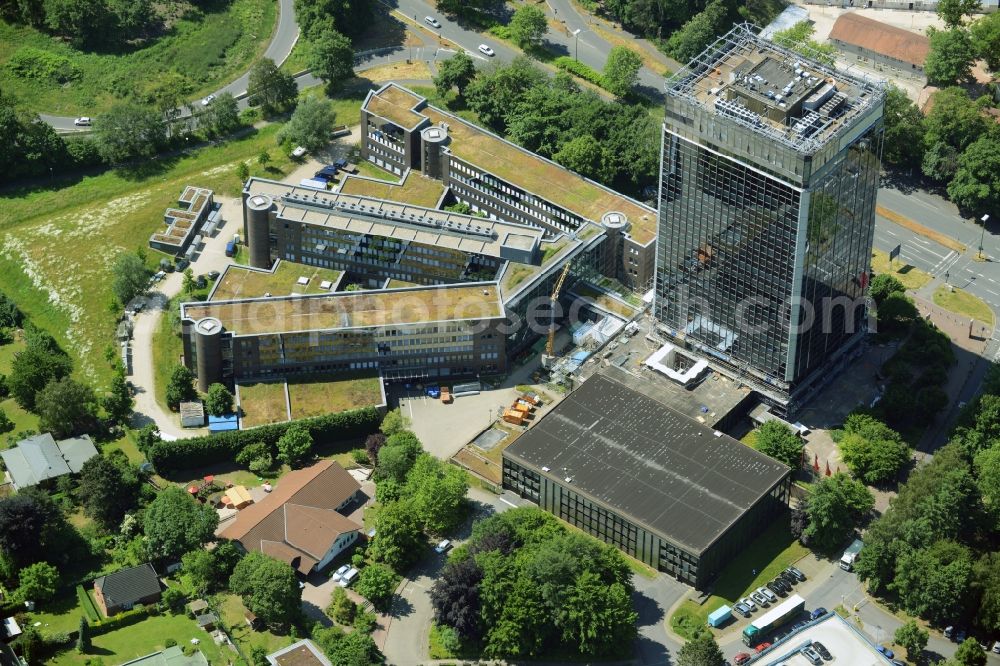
(77, 585, 101, 622)
(6, 47, 81, 83)
(552, 57, 606, 88)
(149, 407, 381, 473)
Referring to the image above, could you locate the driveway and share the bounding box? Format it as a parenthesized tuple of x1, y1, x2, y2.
(633, 573, 687, 665)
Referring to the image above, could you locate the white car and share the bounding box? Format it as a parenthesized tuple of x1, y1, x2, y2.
(330, 564, 350, 583)
(757, 586, 778, 603)
(478, 44, 495, 57)
(201, 94, 216, 106)
(740, 596, 757, 611)
(424, 16, 441, 28)
(339, 567, 359, 587)
(434, 539, 452, 554)
(291, 145, 307, 158)
(73, 117, 91, 126)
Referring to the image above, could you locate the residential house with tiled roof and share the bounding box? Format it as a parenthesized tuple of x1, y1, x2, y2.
(219, 461, 362, 574)
(0, 433, 98, 490)
(93, 563, 162, 617)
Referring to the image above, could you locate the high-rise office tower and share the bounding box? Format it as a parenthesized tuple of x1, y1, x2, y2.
(655, 24, 885, 415)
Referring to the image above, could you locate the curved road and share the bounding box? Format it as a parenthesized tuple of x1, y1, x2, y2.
(40, 0, 299, 132)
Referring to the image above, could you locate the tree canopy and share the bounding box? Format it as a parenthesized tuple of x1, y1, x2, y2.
(801, 473, 874, 552)
(35, 376, 98, 438)
(276, 96, 336, 153)
(204, 383, 234, 417)
(434, 53, 477, 98)
(247, 58, 298, 114)
(354, 563, 399, 611)
(664, 0, 731, 63)
(93, 102, 166, 164)
(143, 487, 219, 560)
(971, 11, 1000, 70)
(165, 364, 197, 411)
(837, 414, 911, 484)
(0, 489, 67, 567)
(8, 328, 72, 410)
(509, 5, 547, 47)
(306, 27, 354, 93)
(937, 0, 982, 28)
(15, 561, 59, 603)
(277, 423, 313, 467)
(753, 421, 802, 469)
(881, 85, 926, 168)
(111, 251, 149, 306)
(925, 28, 977, 85)
(677, 630, 726, 666)
(894, 620, 929, 661)
(947, 134, 1000, 215)
(602, 46, 642, 97)
(77, 453, 141, 530)
(229, 551, 302, 626)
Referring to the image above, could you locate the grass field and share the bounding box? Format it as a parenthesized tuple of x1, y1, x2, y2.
(871, 248, 932, 291)
(48, 611, 224, 665)
(933, 285, 995, 326)
(218, 593, 292, 657)
(287, 375, 383, 419)
(339, 171, 445, 207)
(0, 0, 275, 115)
(238, 381, 289, 427)
(669, 520, 808, 640)
(212, 262, 343, 301)
(0, 125, 299, 392)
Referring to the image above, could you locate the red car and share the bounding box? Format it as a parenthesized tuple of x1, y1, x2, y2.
(734, 653, 751, 665)
(755, 642, 772, 653)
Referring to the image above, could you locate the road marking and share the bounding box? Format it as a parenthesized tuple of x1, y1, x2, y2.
(498, 496, 518, 508)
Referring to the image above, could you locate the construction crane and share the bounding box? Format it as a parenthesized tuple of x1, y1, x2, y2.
(541, 262, 572, 369)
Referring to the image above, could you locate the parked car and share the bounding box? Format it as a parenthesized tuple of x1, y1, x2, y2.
(331, 564, 350, 583)
(207, 270, 220, 280)
(434, 539, 452, 554)
(751, 590, 770, 607)
(786, 566, 806, 582)
(778, 570, 798, 586)
(944, 626, 954, 639)
(766, 581, 786, 597)
(478, 44, 495, 57)
(802, 646, 823, 665)
(810, 607, 828, 620)
(813, 641, 832, 660)
(955, 630, 967, 643)
(776, 577, 793, 592)
(992, 640, 1000, 654)
(734, 653, 751, 665)
(740, 597, 757, 612)
(201, 94, 216, 106)
(424, 16, 441, 27)
(754, 642, 771, 653)
(175, 258, 189, 271)
(891, 661, 906, 666)
(291, 146, 307, 158)
(877, 646, 895, 659)
(734, 602, 752, 618)
(339, 567, 359, 587)
(74, 116, 92, 126)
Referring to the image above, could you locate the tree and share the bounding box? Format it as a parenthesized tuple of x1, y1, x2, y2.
(229, 551, 301, 626)
(947, 135, 1000, 214)
(364, 433, 386, 465)
(77, 454, 140, 529)
(975, 447, 1000, 528)
(0, 489, 64, 566)
(103, 368, 134, 425)
(0, 409, 10, 435)
(868, 273, 905, 304)
(181, 549, 217, 595)
(206, 92, 240, 136)
(665, 0, 730, 63)
(143, 487, 219, 560)
(771, 21, 836, 65)
(509, 5, 547, 47)
(890, 539, 973, 623)
(837, 414, 911, 484)
(434, 52, 477, 97)
(237, 161, 250, 185)
(16, 561, 59, 602)
(894, 620, 929, 661)
(430, 557, 484, 639)
(379, 408, 409, 437)
(276, 96, 335, 153)
(165, 364, 197, 411)
(677, 630, 726, 666)
(560, 571, 637, 656)
(0, 292, 23, 329)
(924, 87, 986, 156)
(925, 28, 976, 85)
(77, 616, 90, 652)
(111, 251, 150, 306)
(375, 431, 423, 483)
(247, 58, 298, 114)
(802, 473, 874, 552)
(754, 421, 802, 469)
(971, 552, 1000, 632)
(466, 56, 548, 132)
(937, 0, 981, 28)
(881, 85, 925, 167)
(876, 291, 919, 336)
(951, 637, 987, 666)
(971, 11, 1000, 70)
(8, 335, 72, 410)
(406, 454, 468, 535)
(355, 563, 399, 611)
(93, 102, 166, 164)
(35, 377, 98, 438)
(553, 134, 606, 181)
(603, 46, 642, 97)
(369, 501, 425, 571)
(307, 27, 354, 93)
(182, 268, 196, 295)
(204, 383, 234, 417)
(328, 586, 357, 624)
(325, 630, 384, 665)
(277, 424, 312, 467)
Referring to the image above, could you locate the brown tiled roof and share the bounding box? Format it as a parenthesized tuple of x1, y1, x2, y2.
(220, 461, 361, 570)
(829, 13, 930, 67)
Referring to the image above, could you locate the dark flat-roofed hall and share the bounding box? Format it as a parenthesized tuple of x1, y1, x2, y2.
(502, 372, 791, 587)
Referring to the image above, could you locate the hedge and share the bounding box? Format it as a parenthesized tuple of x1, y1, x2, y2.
(149, 407, 382, 473)
(76, 585, 100, 622)
(553, 56, 607, 90)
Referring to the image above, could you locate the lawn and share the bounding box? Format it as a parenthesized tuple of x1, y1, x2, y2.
(933, 285, 995, 327)
(870, 248, 932, 291)
(217, 593, 293, 657)
(237, 381, 289, 427)
(352, 160, 397, 183)
(48, 611, 225, 665)
(212, 262, 343, 301)
(0, 124, 299, 393)
(339, 171, 445, 208)
(0, 0, 275, 115)
(668, 520, 809, 639)
(287, 374, 384, 419)
(25, 588, 87, 636)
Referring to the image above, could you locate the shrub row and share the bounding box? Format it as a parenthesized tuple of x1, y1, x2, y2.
(553, 56, 607, 89)
(90, 604, 157, 636)
(76, 585, 100, 623)
(149, 407, 382, 473)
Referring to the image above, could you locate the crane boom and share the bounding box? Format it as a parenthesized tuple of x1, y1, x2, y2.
(544, 262, 572, 361)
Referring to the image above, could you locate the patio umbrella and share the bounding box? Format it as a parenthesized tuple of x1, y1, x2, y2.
(813, 453, 820, 474)
(825, 461, 832, 476)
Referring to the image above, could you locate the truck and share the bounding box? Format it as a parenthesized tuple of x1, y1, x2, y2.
(840, 539, 864, 571)
(707, 605, 732, 628)
(742, 594, 805, 646)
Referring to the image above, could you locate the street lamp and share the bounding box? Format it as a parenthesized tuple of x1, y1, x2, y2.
(979, 214, 990, 260)
(571, 28, 581, 61)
